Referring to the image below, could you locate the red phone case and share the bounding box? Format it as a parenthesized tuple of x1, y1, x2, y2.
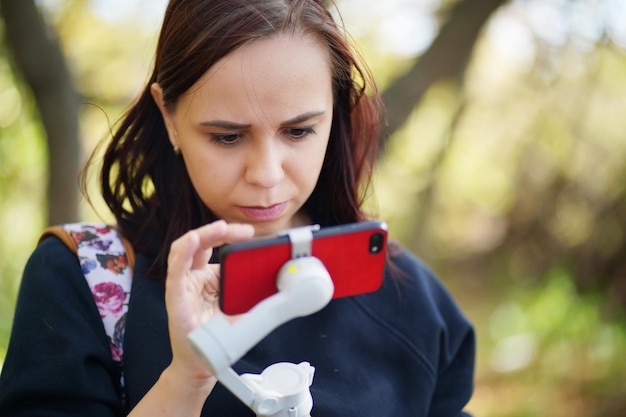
(219, 221, 388, 315)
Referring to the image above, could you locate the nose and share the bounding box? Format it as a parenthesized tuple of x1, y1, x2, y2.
(244, 140, 284, 188)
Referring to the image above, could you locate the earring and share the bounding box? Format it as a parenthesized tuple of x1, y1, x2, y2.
(173, 145, 181, 155)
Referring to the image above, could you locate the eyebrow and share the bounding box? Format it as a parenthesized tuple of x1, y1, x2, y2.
(199, 111, 326, 129)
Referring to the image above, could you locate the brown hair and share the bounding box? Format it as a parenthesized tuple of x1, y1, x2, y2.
(87, 0, 384, 275)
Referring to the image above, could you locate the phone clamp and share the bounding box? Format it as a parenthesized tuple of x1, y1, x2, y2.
(281, 224, 320, 258)
(188, 225, 333, 417)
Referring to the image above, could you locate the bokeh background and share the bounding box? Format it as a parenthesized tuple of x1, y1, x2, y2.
(1, 0, 626, 416)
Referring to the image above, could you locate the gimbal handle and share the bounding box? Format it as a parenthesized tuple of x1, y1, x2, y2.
(188, 253, 333, 417)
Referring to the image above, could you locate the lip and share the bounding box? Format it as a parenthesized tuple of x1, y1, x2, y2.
(238, 202, 288, 221)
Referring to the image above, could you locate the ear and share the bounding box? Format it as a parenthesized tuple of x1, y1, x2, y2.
(150, 82, 179, 149)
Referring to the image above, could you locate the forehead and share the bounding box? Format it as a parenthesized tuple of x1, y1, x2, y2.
(180, 33, 333, 114)
(210, 33, 330, 81)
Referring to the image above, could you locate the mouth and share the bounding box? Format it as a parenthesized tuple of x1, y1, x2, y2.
(237, 202, 288, 221)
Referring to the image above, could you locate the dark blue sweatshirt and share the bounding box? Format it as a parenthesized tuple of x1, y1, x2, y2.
(0, 236, 475, 416)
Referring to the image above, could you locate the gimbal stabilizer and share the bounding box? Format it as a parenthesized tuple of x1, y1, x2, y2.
(188, 226, 334, 417)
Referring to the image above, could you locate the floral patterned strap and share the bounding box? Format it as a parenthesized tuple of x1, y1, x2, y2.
(48, 223, 133, 396)
(61, 222, 132, 360)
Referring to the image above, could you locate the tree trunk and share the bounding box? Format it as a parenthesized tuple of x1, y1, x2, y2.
(380, 0, 507, 143)
(1, 0, 80, 225)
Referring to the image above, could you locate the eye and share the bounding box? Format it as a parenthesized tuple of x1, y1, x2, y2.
(210, 133, 242, 146)
(287, 126, 315, 140)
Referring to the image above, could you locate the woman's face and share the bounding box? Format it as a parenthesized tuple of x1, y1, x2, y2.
(153, 34, 334, 237)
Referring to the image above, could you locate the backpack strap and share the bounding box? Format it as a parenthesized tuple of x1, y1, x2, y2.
(42, 224, 136, 270)
(40, 222, 134, 399)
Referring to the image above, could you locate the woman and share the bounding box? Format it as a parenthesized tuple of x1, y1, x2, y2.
(0, 0, 475, 416)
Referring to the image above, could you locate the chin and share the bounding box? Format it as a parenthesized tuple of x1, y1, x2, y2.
(251, 222, 282, 238)
(253, 218, 298, 237)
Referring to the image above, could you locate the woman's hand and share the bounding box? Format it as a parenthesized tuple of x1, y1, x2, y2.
(129, 220, 253, 416)
(164, 220, 254, 389)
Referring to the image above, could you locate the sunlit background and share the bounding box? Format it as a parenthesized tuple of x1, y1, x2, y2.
(2, 0, 626, 416)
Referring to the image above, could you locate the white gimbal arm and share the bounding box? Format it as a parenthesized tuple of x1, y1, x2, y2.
(188, 226, 334, 417)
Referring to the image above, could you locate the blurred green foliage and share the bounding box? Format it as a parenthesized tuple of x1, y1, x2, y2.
(368, 3, 626, 412)
(1, 0, 626, 415)
(464, 269, 626, 416)
(0, 38, 47, 361)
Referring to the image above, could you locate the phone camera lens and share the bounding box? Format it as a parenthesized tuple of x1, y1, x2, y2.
(369, 232, 384, 254)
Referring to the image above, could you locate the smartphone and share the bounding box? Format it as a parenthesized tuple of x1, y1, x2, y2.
(219, 220, 388, 315)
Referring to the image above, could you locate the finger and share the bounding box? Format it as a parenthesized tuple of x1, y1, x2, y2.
(169, 220, 254, 273)
(167, 228, 203, 284)
(194, 221, 255, 250)
(204, 264, 221, 293)
(189, 222, 255, 268)
(187, 220, 228, 270)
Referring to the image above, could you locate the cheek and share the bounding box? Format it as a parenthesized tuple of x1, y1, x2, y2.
(292, 139, 330, 185)
(184, 155, 237, 198)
